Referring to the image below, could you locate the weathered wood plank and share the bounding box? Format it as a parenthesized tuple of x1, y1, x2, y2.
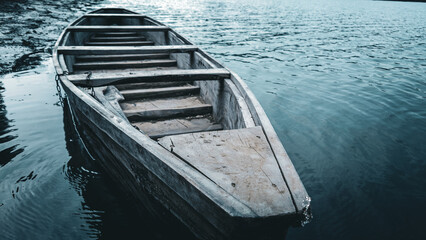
(66, 68, 230, 87)
(158, 127, 296, 216)
(194, 51, 217, 69)
(84, 14, 146, 18)
(225, 79, 255, 128)
(75, 53, 169, 62)
(60, 79, 253, 239)
(121, 95, 211, 121)
(132, 116, 222, 139)
(85, 41, 155, 46)
(120, 95, 205, 111)
(91, 36, 147, 42)
(124, 104, 212, 121)
(120, 85, 200, 99)
(228, 71, 310, 213)
(57, 45, 198, 55)
(93, 86, 129, 122)
(54, 7, 303, 239)
(149, 123, 222, 139)
(67, 26, 169, 32)
(73, 59, 177, 70)
(115, 81, 193, 90)
(73, 66, 179, 75)
(95, 32, 139, 37)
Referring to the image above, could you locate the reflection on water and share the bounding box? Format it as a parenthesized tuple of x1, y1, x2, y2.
(0, 61, 197, 239)
(0, 82, 23, 167)
(0, 0, 425, 239)
(62, 99, 197, 239)
(101, 0, 426, 239)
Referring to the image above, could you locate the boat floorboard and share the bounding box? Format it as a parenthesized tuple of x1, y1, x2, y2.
(132, 115, 222, 139)
(158, 126, 296, 216)
(120, 95, 206, 112)
(120, 85, 200, 99)
(115, 81, 193, 90)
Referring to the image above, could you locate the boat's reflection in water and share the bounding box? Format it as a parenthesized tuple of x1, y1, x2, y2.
(62, 99, 197, 239)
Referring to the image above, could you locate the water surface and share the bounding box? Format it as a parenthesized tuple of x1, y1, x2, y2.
(0, 0, 425, 239)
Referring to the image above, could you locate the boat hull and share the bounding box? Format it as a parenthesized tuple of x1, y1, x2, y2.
(62, 80, 294, 239)
(52, 7, 311, 239)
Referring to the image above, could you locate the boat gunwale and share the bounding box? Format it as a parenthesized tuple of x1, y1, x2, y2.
(52, 9, 267, 219)
(52, 7, 309, 218)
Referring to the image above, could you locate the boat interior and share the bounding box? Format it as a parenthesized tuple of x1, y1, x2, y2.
(55, 8, 300, 216)
(59, 8, 256, 139)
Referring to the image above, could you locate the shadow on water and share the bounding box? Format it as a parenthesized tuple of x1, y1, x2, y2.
(62, 99, 197, 239)
(0, 82, 24, 167)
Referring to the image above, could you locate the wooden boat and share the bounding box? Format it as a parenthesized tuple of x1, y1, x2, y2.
(52, 8, 310, 239)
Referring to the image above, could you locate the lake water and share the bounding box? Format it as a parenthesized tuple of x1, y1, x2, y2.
(1, 0, 425, 239)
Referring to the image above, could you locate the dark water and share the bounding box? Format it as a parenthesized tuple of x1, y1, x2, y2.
(1, 0, 425, 239)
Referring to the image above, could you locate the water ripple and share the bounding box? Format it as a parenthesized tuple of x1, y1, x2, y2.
(101, 1, 425, 239)
(0, 0, 425, 239)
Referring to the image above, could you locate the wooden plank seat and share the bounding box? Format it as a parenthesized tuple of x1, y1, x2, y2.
(72, 66, 180, 75)
(67, 26, 169, 32)
(121, 96, 213, 121)
(75, 53, 170, 62)
(120, 85, 200, 100)
(118, 84, 222, 138)
(132, 115, 223, 139)
(73, 59, 177, 70)
(115, 81, 194, 90)
(90, 36, 148, 42)
(95, 32, 139, 37)
(66, 68, 230, 87)
(84, 14, 146, 18)
(56, 45, 198, 55)
(85, 41, 155, 46)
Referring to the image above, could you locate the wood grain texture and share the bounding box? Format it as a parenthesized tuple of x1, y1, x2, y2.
(95, 32, 139, 37)
(52, 7, 310, 238)
(121, 96, 212, 121)
(158, 126, 295, 216)
(120, 95, 205, 112)
(115, 81, 193, 90)
(67, 68, 230, 87)
(228, 71, 310, 213)
(59, 77, 259, 239)
(132, 115, 222, 139)
(85, 41, 155, 46)
(90, 36, 147, 42)
(75, 53, 170, 62)
(56, 45, 198, 55)
(73, 59, 177, 70)
(123, 104, 212, 121)
(188, 51, 254, 129)
(120, 85, 200, 99)
(67, 25, 169, 32)
(84, 14, 146, 18)
(93, 86, 129, 122)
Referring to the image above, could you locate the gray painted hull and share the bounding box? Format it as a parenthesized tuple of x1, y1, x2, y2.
(63, 82, 292, 239)
(53, 7, 311, 239)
